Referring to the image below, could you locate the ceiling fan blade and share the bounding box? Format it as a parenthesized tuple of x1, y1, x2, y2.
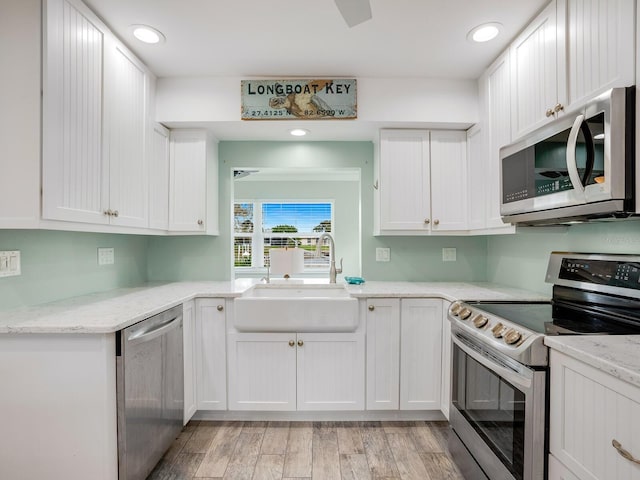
(334, 0, 372, 27)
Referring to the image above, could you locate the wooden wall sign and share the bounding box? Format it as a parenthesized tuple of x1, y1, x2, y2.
(241, 79, 357, 120)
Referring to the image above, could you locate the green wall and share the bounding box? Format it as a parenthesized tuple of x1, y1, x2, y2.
(486, 221, 640, 295)
(147, 140, 489, 282)
(0, 230, 148, 310)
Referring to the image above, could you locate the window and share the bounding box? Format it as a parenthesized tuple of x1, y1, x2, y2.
(234, 201, 333, 272)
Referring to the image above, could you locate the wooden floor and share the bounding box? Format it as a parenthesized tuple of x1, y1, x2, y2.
(147, 420, 464, 480)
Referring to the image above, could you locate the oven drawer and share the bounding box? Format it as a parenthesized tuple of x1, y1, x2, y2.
(549, 350, 640, 480)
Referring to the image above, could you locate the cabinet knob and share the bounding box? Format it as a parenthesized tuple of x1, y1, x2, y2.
(112, 210, 119, 218)
(545, 109, 554, 118)
(197, 219, 204, 226)
(104, 209, 112, 216)
(288, 340, 295, 347)
(433, 219, 440, 226)
(297, 340, 304, 347)
(368, 305, 375, 311)
(554, 103, 564, 113)
(424, 219, 430, 224)
(217, 305, 224, 311)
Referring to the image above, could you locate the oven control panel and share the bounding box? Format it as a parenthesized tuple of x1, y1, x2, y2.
(447, 301, 548, 366)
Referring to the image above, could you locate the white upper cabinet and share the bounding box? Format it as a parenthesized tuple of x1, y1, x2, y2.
(510, 0, 635, 141)
(42, 0, 108, 224)
(149, 123, 170, 230)
(42, 0, 151, 228)
(510, 0, 563, 140)
(103, 37, 149, 228)
(378, 129, 431, 232)
(562, 0, 635, 110)
(169, 130, 219, 234)
(376, 129, 467, 235)
(466, 124, 486, 230)
(430, 130, 468, 232)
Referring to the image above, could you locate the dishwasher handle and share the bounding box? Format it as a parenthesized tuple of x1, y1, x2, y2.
(127, 315, 182, 346)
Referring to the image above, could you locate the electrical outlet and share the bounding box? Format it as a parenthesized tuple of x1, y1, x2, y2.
(98, 247, 115, 266)
(442, 247, 457, 262)
(376, 247, 390, 262)
(0, 251, 21, 277)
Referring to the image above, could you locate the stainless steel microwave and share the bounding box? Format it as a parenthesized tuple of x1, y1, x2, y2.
(500, 87, 635, 225)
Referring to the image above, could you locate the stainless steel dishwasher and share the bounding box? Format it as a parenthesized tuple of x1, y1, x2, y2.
(116, 304, 184, 480)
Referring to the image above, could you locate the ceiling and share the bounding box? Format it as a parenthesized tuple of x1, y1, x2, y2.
(84, 0, 549, 140)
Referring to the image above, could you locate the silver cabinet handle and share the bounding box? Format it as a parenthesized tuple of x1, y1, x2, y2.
(197, 219, 204, 226)
(546, 108, 554, 117)
(554, 103, 564, 113)
(424, 219, 430, 224)
(112, 210, 119, 218)
(433, 219, 440, 226)
(104, 209, 112, 216)
(368, 305, 375, 311)
(612, 439, 640, 465)
(297, 340, 304, 347)
(217, 305, 224, 311)
(288, 340, 295, 347)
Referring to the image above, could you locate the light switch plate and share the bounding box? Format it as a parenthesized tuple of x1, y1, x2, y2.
(376, 247, 391, 262)
(98, 247, 115, 266)
(0, 251, 21, 277)
(442, 247, 457, 262)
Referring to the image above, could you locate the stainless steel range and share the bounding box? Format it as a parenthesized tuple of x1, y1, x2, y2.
(447, 252, 640, 480)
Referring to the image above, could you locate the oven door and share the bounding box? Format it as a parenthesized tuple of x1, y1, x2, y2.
(450, 332, 546, 480)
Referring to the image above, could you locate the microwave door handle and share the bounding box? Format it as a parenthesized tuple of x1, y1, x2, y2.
(580, 121, 595, 185)
(566, 114, 586, 193)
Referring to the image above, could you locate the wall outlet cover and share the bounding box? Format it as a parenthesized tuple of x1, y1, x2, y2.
(0, 251, 21, 277)
(98, 247, 115, 266)
(442, 247, 457, 262)
(376, 247, 391, 262)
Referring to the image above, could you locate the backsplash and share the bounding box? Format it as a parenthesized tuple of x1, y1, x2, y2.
(486, 221, 640, 295)
(0, 230, 148, 310)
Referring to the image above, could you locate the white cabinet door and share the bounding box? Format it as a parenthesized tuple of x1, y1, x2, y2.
(169, 130, 207, 232)
(365, 298, 400, 410)
(227, 332, 296, 411)
(510, 0, 563, 140)
(149, 123, 170, 230)
(466, 125, 486, 231)
(195, 298, 227, 411)
(296, 333, 365, 411)
(182, 299, 197, 424)
(42, 0, 108, 224)
(400, 299, 442, 411)
(378, 129, 431, 231)
(563, 0, 635, 112)
(485, 51, 515, 230)
(550, 350, 640, 480)
(430, 130, 468, 232)
(103, 37, 148, 228)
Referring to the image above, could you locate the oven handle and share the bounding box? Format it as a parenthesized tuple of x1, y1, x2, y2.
(452, 333, 533, 393)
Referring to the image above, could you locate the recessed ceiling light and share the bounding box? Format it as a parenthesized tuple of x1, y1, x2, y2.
(130, 25, 165, 44)
(467, 22, 502, 43)
(289, 128, 309, 137)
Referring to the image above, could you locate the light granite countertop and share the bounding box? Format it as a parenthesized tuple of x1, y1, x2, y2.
(545, 335, 640, 389)
(0, 279, 548, 334)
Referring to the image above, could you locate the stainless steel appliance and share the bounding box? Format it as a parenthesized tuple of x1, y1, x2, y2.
(448, 252, 640, 480)
(500, 87, 635, 225)
(116, 305, 184, 480)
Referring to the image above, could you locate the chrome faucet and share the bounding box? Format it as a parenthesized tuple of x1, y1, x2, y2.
(315, 233, 343, 283)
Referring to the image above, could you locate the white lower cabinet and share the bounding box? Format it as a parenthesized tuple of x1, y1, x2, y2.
(400, 299, 442, 410)
(228, 332, 364, 411)
(365, 298, 444, 412)
(182, 299, 197, 424)
(365, 298, 400, 410)
(195, 298, 227, 411)
(549, 350, 640, 480)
